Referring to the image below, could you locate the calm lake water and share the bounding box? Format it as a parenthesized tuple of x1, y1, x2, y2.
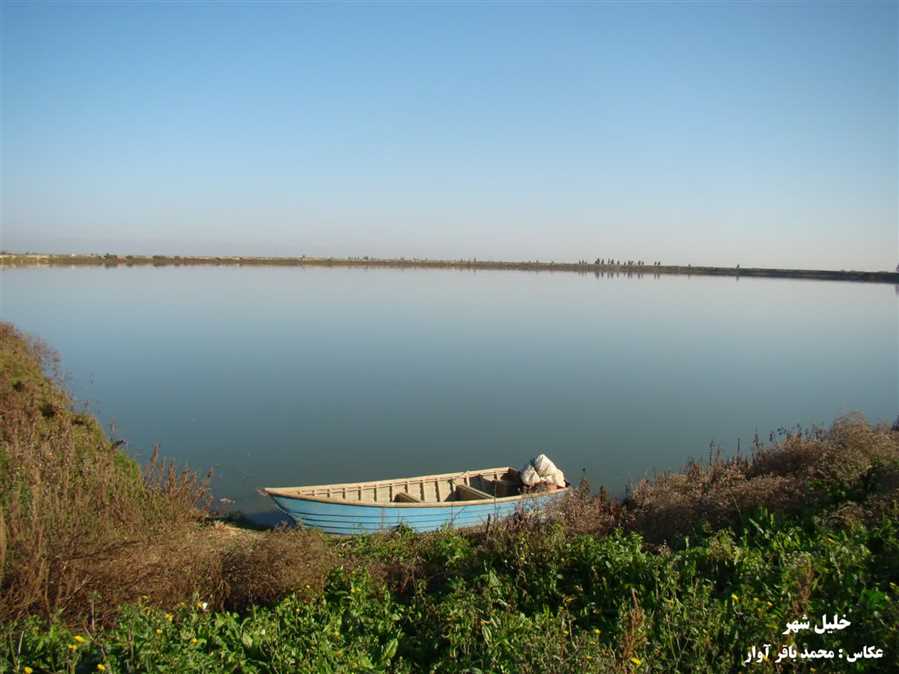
(2, 266, 897, 523)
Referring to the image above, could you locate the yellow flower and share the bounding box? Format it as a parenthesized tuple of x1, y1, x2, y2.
(155, 628, 162, 635)
(24, 667, 34, 674)
(74, 635, 87, 643)
(165, 613, 173, 622)
(68, 644, 78, 652)
(630, 656, 642, 666)
(191, 637, 198, 644)
(731, 593, 739, 602)
(593, 628, 601, 634)
(97, 665, 107, 672)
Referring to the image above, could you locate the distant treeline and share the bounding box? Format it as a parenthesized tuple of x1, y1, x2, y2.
(2, 252, 898, 284)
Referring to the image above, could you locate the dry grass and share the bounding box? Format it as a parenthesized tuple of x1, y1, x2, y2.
(219, 526, 336, 611)
(0, 322, 212, 622)
(553, 482, 626, 536)
(0, 322, 338, 625)
(622, 413, 899, 544)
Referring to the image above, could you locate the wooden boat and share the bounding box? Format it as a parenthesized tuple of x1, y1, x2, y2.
(262, 466, 569, 535)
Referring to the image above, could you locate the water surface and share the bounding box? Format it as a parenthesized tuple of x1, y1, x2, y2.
(2, 266, 896, 522)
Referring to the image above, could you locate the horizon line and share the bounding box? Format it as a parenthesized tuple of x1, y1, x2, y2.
(2, 251, 897, 283)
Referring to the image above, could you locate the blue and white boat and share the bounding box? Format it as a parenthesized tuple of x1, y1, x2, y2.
(262, 466, 569, 535)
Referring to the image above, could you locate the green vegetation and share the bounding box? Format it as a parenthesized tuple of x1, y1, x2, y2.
(1, 322, 897, 672)
(2, 252, 898, 284)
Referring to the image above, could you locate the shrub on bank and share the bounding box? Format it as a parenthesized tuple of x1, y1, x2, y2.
(625, 415, 899, 544)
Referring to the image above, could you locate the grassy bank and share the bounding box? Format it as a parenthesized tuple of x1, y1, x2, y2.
(0, 323, 336, 624)
(1, 322, 897, 672)
(3, 252, 898, 284)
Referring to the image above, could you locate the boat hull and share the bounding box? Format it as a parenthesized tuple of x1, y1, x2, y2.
(268, 490, 567, 535)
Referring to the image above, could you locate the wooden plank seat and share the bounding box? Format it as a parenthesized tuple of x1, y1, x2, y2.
(488, 478, 521, 497)
(453, 483, 493, 501)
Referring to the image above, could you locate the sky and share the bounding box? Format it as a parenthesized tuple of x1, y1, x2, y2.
(1, 1, 897, 270)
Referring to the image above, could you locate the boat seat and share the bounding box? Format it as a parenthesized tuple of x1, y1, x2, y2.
(453, 484, 493, 501)
(486, 478, 520, 497)
(393, 492, 421, 503)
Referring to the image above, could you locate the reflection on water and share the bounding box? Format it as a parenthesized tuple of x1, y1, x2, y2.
(1, 266, 896, 522)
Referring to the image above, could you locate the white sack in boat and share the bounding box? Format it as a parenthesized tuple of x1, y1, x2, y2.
(520, 464, 541, 487)
(520, 454, 566, 488)
(548, 467, 566, 487)
(532, 454, 557, 478)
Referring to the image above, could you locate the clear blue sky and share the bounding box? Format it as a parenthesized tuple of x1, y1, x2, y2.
(2, 1, 896, 270)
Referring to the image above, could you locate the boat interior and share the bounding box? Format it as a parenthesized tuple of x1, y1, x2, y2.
(265, 466, 539, 504)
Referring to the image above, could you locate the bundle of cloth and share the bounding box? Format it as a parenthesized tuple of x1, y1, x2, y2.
(519, 453, 566, 491)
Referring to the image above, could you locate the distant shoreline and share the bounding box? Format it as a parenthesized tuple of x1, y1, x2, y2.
(2, 252, 898, 284)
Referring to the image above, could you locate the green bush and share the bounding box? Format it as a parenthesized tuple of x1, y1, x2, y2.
(4, 510, 897, 673)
